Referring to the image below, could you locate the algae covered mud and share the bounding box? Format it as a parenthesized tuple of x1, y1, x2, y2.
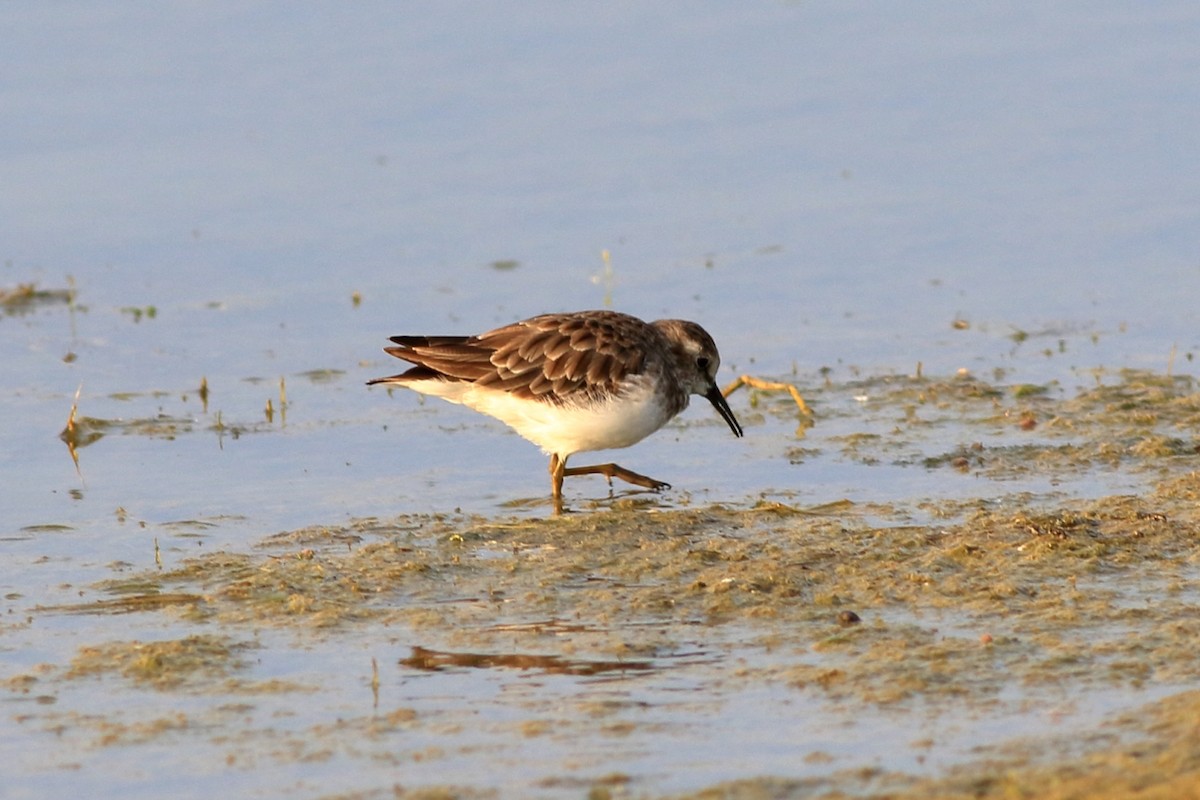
(7, 367, 1200, 798)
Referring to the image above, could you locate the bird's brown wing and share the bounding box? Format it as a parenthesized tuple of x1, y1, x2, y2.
(365, 334, 493, 387)
(475, 312, 649, 402)
(372, 311, 650, 404)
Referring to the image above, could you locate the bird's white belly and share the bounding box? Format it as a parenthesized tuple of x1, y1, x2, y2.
(454, 378, 676, 457)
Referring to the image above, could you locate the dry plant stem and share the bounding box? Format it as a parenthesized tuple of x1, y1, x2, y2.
(64, 383, 83, 475)
(723, 374, 812, 418)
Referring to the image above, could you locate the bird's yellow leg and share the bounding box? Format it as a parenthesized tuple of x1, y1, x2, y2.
(548, 455, 668, 513)
(723, 374, 813, 431)
(562, 462, 670, 492)
(549, 454, 563, 496)
(549, 454, 567, 515)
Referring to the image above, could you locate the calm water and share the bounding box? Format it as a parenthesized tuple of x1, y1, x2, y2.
(4, 2, 1200, 797)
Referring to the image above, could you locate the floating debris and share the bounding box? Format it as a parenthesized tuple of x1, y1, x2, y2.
(0, 282, 73, 315)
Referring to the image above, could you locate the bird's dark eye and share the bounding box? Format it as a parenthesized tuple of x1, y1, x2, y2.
(696, 356, 711, 371)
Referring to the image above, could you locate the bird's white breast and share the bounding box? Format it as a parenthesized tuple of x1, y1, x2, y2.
(404, 375, 679, 457)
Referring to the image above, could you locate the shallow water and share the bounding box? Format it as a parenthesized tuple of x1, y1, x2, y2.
(4, 2, 1200, 798)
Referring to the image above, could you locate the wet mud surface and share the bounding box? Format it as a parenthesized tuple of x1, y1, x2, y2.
(6, 369, 1200, 797)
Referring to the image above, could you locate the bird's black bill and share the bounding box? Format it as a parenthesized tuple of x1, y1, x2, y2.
(705, 383, 744, 438)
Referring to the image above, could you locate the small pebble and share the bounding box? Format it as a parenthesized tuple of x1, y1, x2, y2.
(837, 610, 861, 626)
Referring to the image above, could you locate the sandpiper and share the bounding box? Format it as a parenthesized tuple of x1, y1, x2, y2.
(367, 310, 743, 507)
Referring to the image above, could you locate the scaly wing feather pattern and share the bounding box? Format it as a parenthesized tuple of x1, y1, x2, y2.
(374, 311, 653, 405)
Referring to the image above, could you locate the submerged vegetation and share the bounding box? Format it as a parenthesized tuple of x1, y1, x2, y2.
(10, 361, 1200, 797)
(0, 281, 74, 315)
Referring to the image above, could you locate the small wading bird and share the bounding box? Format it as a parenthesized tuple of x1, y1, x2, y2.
(368, 310, 747, 510)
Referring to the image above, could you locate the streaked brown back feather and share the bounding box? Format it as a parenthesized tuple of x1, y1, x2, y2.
(375, 311, 655, 404)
